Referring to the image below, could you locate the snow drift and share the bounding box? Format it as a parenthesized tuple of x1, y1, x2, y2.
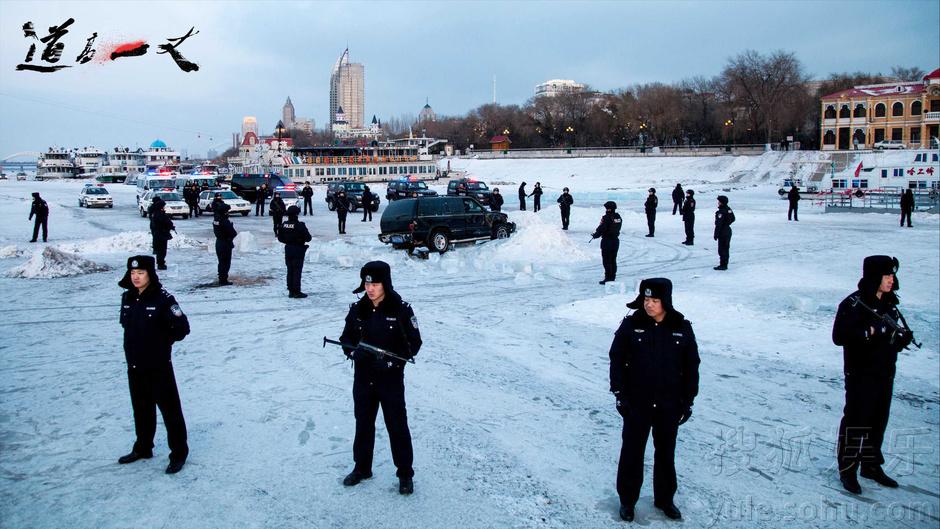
(7, 247, 110, 278)
(54, 231, 204, 254)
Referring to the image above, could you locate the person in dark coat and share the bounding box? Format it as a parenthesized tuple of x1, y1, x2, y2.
(254, 185, 268, 216)
(787, 185, 801, 221)
(277, 205, 311, 298)
(182, 184, 196, 218)
(339, 261, 422, 495)
(899, 189, 914, 227)
(680, 190, 696, 245)
(28, 192, 49, 242)
(212, 198, 236, 286)
(833, 255, 914, 494)
(529, 182, 544, 212)
(671, 184, 684, 216)
(335, 189, 350, 234)
(591, 201, 622, 284)
(149, 199, 174, 270)
(557, 187, 573, 230)
(117, 255, 191, 474)
(609, 278, 700, 522)
(645, 187, 658, 237)
(269, 192, 287, 236)
(361, 185, 375, 222)
(490, 188, 504, 212)
(518, 182, 527, 211)
(713, 195, 735, 270)
(301, 182, 314, 216)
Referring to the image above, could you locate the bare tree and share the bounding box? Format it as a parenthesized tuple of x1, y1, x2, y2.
(890, 66, 926, 82)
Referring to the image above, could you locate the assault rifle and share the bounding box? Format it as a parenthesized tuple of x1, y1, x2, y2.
(322, 337, 415, 364)
(850, 296, 922, 349)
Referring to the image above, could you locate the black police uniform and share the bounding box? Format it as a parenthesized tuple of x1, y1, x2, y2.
(301, 185, 314, 215)
(339, 264, 422, 485)
(518, 183, 527, 210)
(335, 192, 350, 234)
(680, 194, 696, 245)
(29, 193, 49, 242)
(899, 190, 914, 227)
(118, 256, 191, 470)
(833, 256, 913, 492)
(270, 196, 286, 236)
(671, 185, 683, 216)
(557, 192, 573, 230)
(213, 203, 237, 285)
(592, 205, 622, 283)
(609, 278, 699, 518)
(277, 208, 311, 297)
(645, 191, 658, 237)
(361, 187, 374, 222)
(787, 187, 800, 221)
(530, 185, 543, 212)
(491, 192, 504, 212)
(149, 205, 174, 270)
(255, 186, 268, 216)
(713, 199, 735, 270)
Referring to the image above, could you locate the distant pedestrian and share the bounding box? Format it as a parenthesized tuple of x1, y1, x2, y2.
(270, 192, 286, 236)
(490, 188, 504, 212)
(149, 199, 174, 270)
(591, 201, 622, 284)
(254, 186, 266, 216)
(212, 199, 236, 286)
(518, 182, 527, 211)
(671, 184, 684, 216)
(680, 190, 695, 245)
(301, 182, 314, 215)
(529, 182, 543, 212)
(361, 185, 374, 222)
(335, 189, 350, 234)
(28, 192, 49, 242)
(899, 189, 914, 228)
(277, 205, 312, 298)
(557, 187, 573, 230)
(713, 195, 735, 270)
(645, 188, 658, 237)
(787, 185, 800, 221)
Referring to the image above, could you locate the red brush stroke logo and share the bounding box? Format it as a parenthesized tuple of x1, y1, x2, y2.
(102, 40, 149, 61)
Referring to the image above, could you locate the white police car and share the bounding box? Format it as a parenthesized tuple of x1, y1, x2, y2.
(198, 190, 251, 216)
(78, 183, 113, 208)
(139, 189, 190, 218)
(273, 185, 301, 209)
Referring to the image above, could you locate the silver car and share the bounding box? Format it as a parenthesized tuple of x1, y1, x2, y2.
(78, 184, 113, 208)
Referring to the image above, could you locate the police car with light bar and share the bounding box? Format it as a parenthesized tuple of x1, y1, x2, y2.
(139, 189, 190, 218)
(78, 183, 114, 208)
(198, 189, 252, 216)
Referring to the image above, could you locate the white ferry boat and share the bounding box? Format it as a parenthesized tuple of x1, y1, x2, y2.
(36, 148, 76, 180)
(279, 143, 438, 184)
(98, 146, 146, 183)
(73, 146, 106, 178)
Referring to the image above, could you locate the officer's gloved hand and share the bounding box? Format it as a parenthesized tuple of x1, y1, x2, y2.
(614, 392, 627, 418)
(895, 330, 914, 351)
(678, 406, 693, 425)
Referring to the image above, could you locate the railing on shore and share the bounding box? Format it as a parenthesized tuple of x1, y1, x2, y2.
(456, 144, 770, 159)
(817, 188, 939, 212)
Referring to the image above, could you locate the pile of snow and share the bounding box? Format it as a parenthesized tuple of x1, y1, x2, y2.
(7, 247, 110, 278)
(0, 245, 23, 259)
(234, 230, 259, 253)
(54, 231, 204, 254)
(484, 212, 592, 265)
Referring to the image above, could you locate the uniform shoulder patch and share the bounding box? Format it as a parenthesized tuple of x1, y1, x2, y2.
(410, 315, 418, 329)
(170, 304, 184, 317)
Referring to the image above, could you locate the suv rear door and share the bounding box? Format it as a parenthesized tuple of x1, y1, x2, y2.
(461, 197, 490, 237)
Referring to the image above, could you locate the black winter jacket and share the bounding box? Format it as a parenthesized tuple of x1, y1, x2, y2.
(150, 210, 174, 241)
(681, 197, 696, 218)
(645, 195, 658, 212)
(29, 199, 49, 219)
(557, 193, 573, 210)
(120, 282, 190, 368)
(213, 217, 237, 247)
(592, 212, 622, 239)
(714, 204, 735, 239)
(833, 290, 905, 378)
(672, 186, 684, 204)
(340, 291, 423, 375)
(277, 217, 311, 258)
(787, 188, 801, 204)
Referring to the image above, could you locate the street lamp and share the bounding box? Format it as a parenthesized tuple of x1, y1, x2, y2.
(724, 119, 735, 147)
(565, 125, 574, 147)
(503, 128, 510, 135)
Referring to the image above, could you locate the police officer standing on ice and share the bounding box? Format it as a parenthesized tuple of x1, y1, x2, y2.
(490, 188, 504, 212)
(149, 197, 174, 270)
(645, 187, 658, 237)
(680, 190, 695, 245)
(212, 197, 236, 286)
(269, 191, 286, 236)
(609, 278, 700, 522)
(301, 182, 314, 216)
(557, 187, 573, 230)
(713, 195, 735, 270)
(591, 201, 622, 284)
(833, 255, 916, 494)
(117, 255, 191, 474)
(277, 205, 311, 298)
(529, 182, 544, 212)
(339, 261, 422, 495)
(518, 181, 527, 210)
(671, 184, 683, 216)
(28, 192, 49, 242)
(361, 185, 374, 222)
(787, 185, 800, 221)
(335, 189, 350, 234)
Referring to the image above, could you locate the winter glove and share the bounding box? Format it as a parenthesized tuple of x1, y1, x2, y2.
(614, 392, 627, 418)
(678, 406, 693, 425)
(895, 330, 914, 351)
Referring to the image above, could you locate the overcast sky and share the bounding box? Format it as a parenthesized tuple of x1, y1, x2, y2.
(1, 0, 937, 158)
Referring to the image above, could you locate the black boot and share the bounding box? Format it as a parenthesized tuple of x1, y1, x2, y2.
(713, 265, 727, 270)
(289, 292, 308, 299)
(118, 450, 153, 464)
(165, 460, 185, 474)
(343, 469, 372, 486)
(399, 477, 414, 495)
(619, 505, 635, 521)
(840, 472, 862, 494)
(654, 501, 682, 520)
(861, 466, 898, 488)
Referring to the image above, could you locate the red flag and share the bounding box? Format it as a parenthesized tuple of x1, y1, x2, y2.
(854, 162, 863, 178)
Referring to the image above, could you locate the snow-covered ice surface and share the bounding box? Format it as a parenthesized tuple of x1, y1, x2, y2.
(1, 153, 938, 529)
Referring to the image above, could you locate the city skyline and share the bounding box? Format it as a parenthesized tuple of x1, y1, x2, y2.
(0, 0, 938, 157)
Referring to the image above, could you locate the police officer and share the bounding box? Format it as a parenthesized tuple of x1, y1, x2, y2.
(361, 185, 374, 222)
(645, 187, 658, 237)
(335, 189, 350, 234)
(713, 195, 735, 270)
(557, 187, 573, 230)
(339, 261, 422, 495)
(899, 189, 914, 228)
(117, 255, 191, 474)
(518, 181, 527, 210)
(301, 182, 314, 216)
(787, 185, 800, 221)
(529, 182, 544, 212)
(212, 197, 236, 286)
(270, 191, 286, 236)
(149, 198, 174, 270)
(592, 201, 622, 284)
(680, 190, 696, 245)
(671, 184, 683, 216)
(609, 278, 700, 522)
(490, 188, 505, 212)
(28, 192, 49, 242)
(833, 256, 914, 494)
(254, 185, 267, 216)
(277, 205, 311, 298)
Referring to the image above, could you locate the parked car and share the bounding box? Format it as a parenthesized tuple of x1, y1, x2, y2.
(378, 196, 515, 253)
(229, 173, 293, 203)
(873, 140, 906, 150)
(447, 178, 493, 205)
(273, 186, 301, 209)
(77, 183, 113, 208)
(326, 181, 380, 212)
(139, 190, 189, 218)
(386, 178, 438, 201)
(198, 190, 252, 216)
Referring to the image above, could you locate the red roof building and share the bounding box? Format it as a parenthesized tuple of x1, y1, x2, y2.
(489, 135, 511, 151)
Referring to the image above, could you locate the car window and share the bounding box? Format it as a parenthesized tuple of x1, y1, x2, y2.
(448, 182, 457, 190)
(417, 198, 443, 216)
(463, 199, 484, 213)
(345, 183, 365, 191)
(86, 187, 109, 195)
(385, 199, 417, 219)
(220, 191, 239, 199)
(468, 182, 488, 190)
(443, 197, 465, 215)
(157, 192, 182, 201)
(279, 191, 298, 198)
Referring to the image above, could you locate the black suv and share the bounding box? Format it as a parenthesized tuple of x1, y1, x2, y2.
(229, 173, 292, 203)
(379, 196, 515, 253)
(447, 178, 493, 205)
(325, 181, 380, 212)
(386, 179, 439, 201)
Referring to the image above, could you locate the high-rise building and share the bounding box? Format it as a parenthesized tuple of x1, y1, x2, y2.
(282, 97, 295, 129)
(535, 79, 586, 98)
(329, 48, 365, 133)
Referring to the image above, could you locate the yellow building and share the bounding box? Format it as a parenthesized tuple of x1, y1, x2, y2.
(820, 68, 940, 150)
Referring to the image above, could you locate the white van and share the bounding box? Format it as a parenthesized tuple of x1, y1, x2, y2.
(136, 173, 179, 203)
